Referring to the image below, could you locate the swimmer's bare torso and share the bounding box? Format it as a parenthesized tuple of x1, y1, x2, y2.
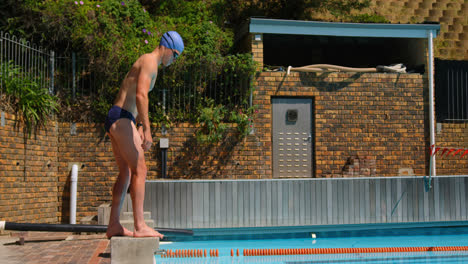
(113, 53, 158, 119)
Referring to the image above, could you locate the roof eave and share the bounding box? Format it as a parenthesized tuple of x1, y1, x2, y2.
(250, 18, 440, 38)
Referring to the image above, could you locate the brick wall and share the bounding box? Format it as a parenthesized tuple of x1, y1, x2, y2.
(252, 34, 264, 70)
(57, 123, 116, 222)
(435, 123, 468, 175)
(151, 125, 266, 180)
(0, 112, 59, 223)
(254, 71, 430, 178)
(56, 123, 268, 222)
(1, 72, 466, 223)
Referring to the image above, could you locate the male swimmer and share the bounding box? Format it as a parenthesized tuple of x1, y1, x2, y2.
(104, 31, 184, 238)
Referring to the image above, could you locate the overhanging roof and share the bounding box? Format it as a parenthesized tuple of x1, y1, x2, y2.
(250, 18, 440, 38)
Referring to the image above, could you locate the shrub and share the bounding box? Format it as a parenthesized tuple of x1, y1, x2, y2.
(1, 61, 58, 137)
(195, 99, 227, 145)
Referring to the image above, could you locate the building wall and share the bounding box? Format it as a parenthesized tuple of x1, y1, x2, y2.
(0, 112, 59, 223)
(0, 74, 466, 223)
(154, 126, 267, 180)
(252, 34, 264, 69)
(255, 71, 429, 178)
(56, 123, 117, 222)
(436, 123, 468, 175)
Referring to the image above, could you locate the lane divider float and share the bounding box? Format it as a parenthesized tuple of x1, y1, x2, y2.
(161, 246, 468, 258)
(242, 246, 468, 256)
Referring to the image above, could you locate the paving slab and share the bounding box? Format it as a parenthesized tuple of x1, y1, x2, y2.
(0, 232, 111, 264)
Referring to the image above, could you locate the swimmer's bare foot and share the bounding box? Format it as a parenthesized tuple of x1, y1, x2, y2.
(106, 223, 133, 239)
(133, 224, 164, 239)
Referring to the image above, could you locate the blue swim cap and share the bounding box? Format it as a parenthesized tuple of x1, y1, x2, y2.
(160, 31, 184, 54)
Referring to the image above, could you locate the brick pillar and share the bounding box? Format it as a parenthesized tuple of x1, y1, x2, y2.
(252, 33, 263, 70)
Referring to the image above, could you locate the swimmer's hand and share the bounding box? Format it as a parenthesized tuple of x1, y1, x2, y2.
(137, 125, 144, 142)
(142, 129, 153, 151)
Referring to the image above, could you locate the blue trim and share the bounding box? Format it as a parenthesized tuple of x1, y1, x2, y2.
(250, 18, 440, 38)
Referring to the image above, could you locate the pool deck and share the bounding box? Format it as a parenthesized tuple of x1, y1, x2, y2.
(0, 231, 111, 264)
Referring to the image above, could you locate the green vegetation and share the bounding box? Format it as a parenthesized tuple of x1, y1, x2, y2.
(223, 0, 387, 27)
(149, 53, 257, 123)
(194, 97, 257, 145)
(195, 99, 228, 145)
(0, 0, 383, 140)
(1, 61, 59, 137)
(229, 105, 257, 140)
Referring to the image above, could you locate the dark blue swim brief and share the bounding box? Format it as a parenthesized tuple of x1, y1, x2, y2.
(104, 105, 136, 133)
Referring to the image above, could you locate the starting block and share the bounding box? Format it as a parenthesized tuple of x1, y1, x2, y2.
(111, 236, 159, 264)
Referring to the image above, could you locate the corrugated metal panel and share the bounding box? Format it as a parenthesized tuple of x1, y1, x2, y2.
(142, 176, 468, 229)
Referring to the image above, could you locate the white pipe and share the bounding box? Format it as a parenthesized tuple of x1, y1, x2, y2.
(70, 164, 78, 224)
(428, 30, 436, 177)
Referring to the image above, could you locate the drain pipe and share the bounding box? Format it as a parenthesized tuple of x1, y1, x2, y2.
(428, 30, 436, 177)
(70, 164, 78, 224)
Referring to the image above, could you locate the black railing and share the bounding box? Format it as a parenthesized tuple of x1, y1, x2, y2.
(151, 57, 253, 122)
(435, 59, 468, 122)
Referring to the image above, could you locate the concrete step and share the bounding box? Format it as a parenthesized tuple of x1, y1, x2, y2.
(80, 215, 98, 225)
(98, 204, 111, 225)
(120, 219, 154, 232)
(121, 211, 152, 221)
(97, 199, 151, 225)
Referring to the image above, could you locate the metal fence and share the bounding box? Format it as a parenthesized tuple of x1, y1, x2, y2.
(154, 59, 252, 121)
(1, 32, 253, 121)
(0, 31, 54, 95)
(435, 59, 468, 122)
(0, 31, 95, 99)
(140, 176, 468, 230)
(54, 53, 96, 99)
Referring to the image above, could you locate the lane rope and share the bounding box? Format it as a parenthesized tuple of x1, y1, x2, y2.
(160, 246, 468, 258)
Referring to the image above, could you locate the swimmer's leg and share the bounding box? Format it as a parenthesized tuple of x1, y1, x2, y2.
(106, 130, 133, 238)
(108, 119, 163, 239)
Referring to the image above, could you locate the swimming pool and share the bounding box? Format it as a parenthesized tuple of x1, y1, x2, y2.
(155, 227, 468, 263)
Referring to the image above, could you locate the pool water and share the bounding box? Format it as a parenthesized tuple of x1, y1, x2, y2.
(155, 230, 468, 263)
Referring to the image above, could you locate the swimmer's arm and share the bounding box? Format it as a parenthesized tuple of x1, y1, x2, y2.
(135, 64, 153, 131)
(135, 115, 143, 127)
(135, 115, 144, 138)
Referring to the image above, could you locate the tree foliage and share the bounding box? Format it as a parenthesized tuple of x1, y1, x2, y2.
(0, 0, 384, 125)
